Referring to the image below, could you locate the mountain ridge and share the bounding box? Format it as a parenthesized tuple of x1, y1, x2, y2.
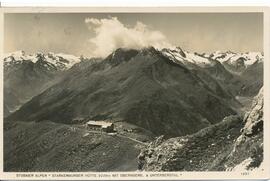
(5, 47, 239, 137)
(4, 46, 264, 172)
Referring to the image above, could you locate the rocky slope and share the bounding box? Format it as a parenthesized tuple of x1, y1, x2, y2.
(225, 87, 263, 171)
(4, 120, 146, 171)
(138, 87, 263, 171)
(236, 60, 263, 96)
(6, 47, 238, 137)
(3, 51, 80, 116)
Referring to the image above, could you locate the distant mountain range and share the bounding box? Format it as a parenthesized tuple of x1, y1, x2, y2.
(4, 51, 81, 116)
(4, 50, 80, 70)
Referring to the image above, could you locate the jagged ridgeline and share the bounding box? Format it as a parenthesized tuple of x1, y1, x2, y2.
(4, 47, 263, 171)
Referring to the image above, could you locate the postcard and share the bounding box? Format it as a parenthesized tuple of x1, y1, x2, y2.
(0, 6, 269, 180)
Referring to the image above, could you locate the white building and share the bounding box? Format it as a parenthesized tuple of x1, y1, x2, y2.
(86, 120, 114, 132)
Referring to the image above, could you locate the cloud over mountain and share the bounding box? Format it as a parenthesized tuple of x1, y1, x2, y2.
(85, 17, 172, 57)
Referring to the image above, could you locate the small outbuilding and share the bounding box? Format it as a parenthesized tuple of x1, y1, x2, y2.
(86, 120, 114, 133)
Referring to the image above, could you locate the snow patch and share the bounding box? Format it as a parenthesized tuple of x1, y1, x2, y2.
(3, 51, 81, 70)
(210, 51, 263, 67)
(161, 47, 212, 67)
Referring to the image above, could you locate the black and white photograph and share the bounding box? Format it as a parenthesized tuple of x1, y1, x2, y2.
(0, 7, 268, 180)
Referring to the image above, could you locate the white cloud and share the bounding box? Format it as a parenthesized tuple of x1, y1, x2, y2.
(85, 17, 172, 57)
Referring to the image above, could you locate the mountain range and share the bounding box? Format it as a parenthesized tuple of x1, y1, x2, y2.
(3, 46, 263, 171)
(4, 51, 80, 116)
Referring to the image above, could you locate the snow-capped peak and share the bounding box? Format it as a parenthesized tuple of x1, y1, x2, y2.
(207, 51, 236, 63)
(161, 47, 213, 67)
(3, 51, 81, 70)
(4, 50, 27, 61)
(5, 50, 25, 58)
(161, 47, 264, 70)
(208, 51, 263, 67)
(44, 52, 81, 70)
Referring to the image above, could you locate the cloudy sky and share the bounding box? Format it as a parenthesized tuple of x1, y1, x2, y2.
(4, 13, 263, 57)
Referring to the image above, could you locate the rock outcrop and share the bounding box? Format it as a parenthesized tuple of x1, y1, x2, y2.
(138, 87, 264, 171)
(225, 87, 263, 171)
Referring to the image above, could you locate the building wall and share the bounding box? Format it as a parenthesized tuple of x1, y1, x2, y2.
(87, 123, 114, 132)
